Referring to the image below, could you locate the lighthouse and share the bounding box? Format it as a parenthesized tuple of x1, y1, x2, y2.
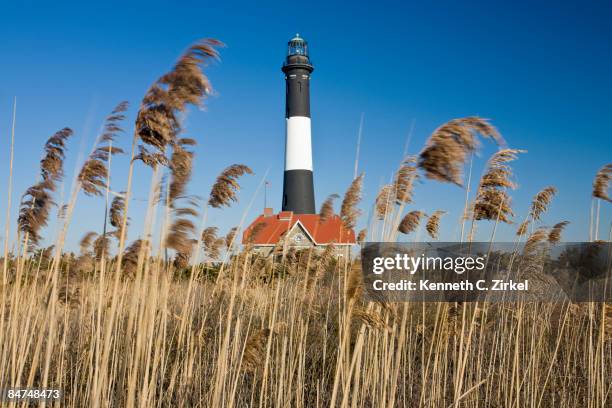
(281, 34, 315, 214)
(242, 35, 356, 254)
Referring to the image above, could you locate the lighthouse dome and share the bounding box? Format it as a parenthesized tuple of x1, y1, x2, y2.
(287, 33, 309, 57)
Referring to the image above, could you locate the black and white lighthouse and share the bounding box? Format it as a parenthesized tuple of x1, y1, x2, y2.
(242, 35, 357, 252)
(281, 34, 315, 214)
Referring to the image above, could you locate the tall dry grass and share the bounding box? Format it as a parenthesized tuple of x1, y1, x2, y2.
(0, 40, 610, 408)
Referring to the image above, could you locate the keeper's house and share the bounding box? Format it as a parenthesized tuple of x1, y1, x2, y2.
(243, 208, 355, 257)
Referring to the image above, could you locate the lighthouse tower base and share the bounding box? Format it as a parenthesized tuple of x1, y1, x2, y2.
(282, 170, 315, 214)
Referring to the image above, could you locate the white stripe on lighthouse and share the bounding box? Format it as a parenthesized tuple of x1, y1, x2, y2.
(284, 116, 313, 171)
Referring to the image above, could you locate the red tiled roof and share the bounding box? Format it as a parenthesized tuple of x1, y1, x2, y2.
(242, 211, 356, 245)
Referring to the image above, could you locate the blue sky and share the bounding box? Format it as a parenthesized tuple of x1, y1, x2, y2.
(0, 0, 611, 252)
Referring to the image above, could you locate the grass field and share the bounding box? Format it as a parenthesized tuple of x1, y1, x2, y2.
(0, 38, 610, 407)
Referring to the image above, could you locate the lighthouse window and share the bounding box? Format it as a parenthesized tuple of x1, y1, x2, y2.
(298, 82, 302, 92)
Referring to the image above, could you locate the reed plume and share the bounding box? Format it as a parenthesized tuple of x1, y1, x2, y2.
(122, 239, 145, 276)
(79, 231, 97, 256)
(346, 263, 363, 302)
(352, 305, 390, 331)
(314, 244, 335, 282)
(18, 128, 73, 246)
(17, 182, 54, 247)
(208, 164, 253, 208)
(205, 238, 224, 260)
(523, 227, 549, 258)
(201, 227, 218, 251)
(357, 228, 367, 243)
(340, 173, 364, 230)
(135, 39, 222, 165)
(78, 102, 127, 196)
(418, 117, 504, 186)
(173, 252, 191, 270)
(472, 149, 523, 223)
(516, 220, 530, 236)
(109, 193, 127, 229)
(592, 163, 612, 201)
(398, 210, 425, 234)
(521, 227, 550, 274)
(319, 193, 339, 221)
(375, 184, 394, 220)
(224, 227, 238, 250)
(425, 210, 446, 239)
(40, 128, 73, 183)
(529, 186, 557, 221)
(168, 138, 196, 205)
(242, 328, 272, 374)
(548, 221, 569, 244)
(93, 234, 110, 260)
(166, 218, 197, 256)
(394, 156, 418, 204)
(166, 138, 199, 264)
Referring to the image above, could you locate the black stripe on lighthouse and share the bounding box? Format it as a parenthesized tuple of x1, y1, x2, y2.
(281, 34, 315, 214)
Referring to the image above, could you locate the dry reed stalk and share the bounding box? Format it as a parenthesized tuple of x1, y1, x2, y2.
(398, 210, 425, 235)
(118, 42, 222, 400)
(98, 40, 223, 406)
(340, 173, 364, 230)
(123, 41, 222, 400)
(2, 103, 16, 265)
(319, 193, 339, 221)
(418, 117, 505, 186)
(0, 98, 16, 368)
(425, 210, 446, 239)
(353, 113, 364, 178)
(177, 172, 269, 396)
